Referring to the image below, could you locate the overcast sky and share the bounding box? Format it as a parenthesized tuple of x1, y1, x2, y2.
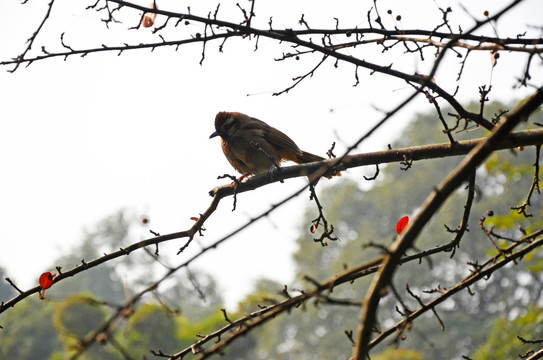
(1, 0, 541, 308)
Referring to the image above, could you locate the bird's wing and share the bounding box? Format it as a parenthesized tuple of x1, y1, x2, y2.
(245, 116, 302, 155)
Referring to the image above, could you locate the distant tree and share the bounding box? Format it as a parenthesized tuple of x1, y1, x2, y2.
(0, 299, 60, 360)
(257, 103, 543, 359)
(472, 306, 543, 359)
(2, 1, 543, 359)
(0, 267, 16, 302)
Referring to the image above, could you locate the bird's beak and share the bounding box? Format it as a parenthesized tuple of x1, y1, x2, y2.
(209, 131, 220, 139)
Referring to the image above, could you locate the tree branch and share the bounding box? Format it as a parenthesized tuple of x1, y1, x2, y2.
(352, 83, 543, 359)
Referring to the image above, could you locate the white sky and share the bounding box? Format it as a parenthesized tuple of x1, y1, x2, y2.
(1, 0, 541, 309)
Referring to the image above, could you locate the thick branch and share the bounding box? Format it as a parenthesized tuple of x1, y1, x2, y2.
(369, 230, 543, 350)
(352, 83, 543, 359)
(209, 128, 543, 198)
(6, 0, 537, 130)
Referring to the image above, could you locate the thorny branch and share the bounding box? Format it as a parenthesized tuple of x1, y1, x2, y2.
(309, 184, 338, 246)
(444, 170, 476, 257)
(2, 127, 542, 316)
(511, 144, 541, 217)
(9, 0, 56, 72)
(352, 83, 543, 359)
(164, 230, 543, 359)
(2, 1, 543, 359)
(369, 230, 543, 350)
(3, 1, 542, 128)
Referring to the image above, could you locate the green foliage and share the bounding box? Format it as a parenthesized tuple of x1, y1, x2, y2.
(50, 213, 128, 304)
(0, 298, 61, 360)
(261, 101, 543, 359)
(525, 248, 543, 273)
(174, 308, 259, 359)
(51, 294, 123, 360)
(124, 303, 179, 355)
(53, 295, 107, 339)
(0, 211, 234, 359)
(2, 101, 542, 359)
(471, 307, 543, 359)
(373, 348, 424, 360)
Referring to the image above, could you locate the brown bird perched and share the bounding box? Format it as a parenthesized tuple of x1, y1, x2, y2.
(210, 111, 334, 180)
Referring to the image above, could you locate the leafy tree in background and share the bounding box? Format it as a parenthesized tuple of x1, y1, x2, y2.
(2, 0, 543, 359)
(249, 103, 543, 359)
(0, 212, 250, 360)
(0, 103, 541, 359)
(472, 306, 543, 359)
(0, 299, 60, 360)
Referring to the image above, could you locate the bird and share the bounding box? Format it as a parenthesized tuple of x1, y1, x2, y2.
(210, 111, 336, 181)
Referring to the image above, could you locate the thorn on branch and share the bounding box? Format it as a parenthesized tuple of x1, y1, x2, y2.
(518, 335, 543, 345)
(491, 109, 509, 125)
(5, 278, 24, 295)
(273, 55, 328, 96)
(303, 275, 323, 289)
(364, 164, 380, 181)
(150, 349, 172, 358)
(400, 154, 413, 170)
(362, 241, 390, 254)
(443, 171, 475, 258)
(345, 330, 355, 345)
(514, 51, 535, 88)
(353, 65, 360, 87)
(213, 3, 221, 20)
(390, 282, 411, 316)
(422, 90, 455, 144)
(236, 2, 254, 27)
(456, 49, 471, 81)
(153, 290, 181, 316)
(217, 174, 241, 211)
(422, 284, 448, 295)
(479, 216, 509, 258)
(478, 84, 492, 118)
(298, 14, 310, 29)
(281, 285, 291, 299)
(372, 2, 386, 29)
(467, 260, 483, 275)
(153, 16, 170, 33)
(326, 142, 337, 159)
(218, 36, 229, 53)
(434, 6, 453, 34)
(309, 184, 338, 246)
(510, 145, 541, 217)
(406, 284, 445, 331)
(221, 308, 232, 324)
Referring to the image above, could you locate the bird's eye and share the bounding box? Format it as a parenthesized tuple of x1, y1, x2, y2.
(222, 117, 235, 130)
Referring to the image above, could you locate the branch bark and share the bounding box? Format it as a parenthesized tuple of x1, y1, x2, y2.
(351, 84, 543, 359)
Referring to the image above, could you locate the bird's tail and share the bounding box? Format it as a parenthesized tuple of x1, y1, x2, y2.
(294, 151, 341, 179)
(296, 151, 324, 164)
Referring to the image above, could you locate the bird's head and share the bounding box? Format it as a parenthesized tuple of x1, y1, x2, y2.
(210, 112, 241, 140)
